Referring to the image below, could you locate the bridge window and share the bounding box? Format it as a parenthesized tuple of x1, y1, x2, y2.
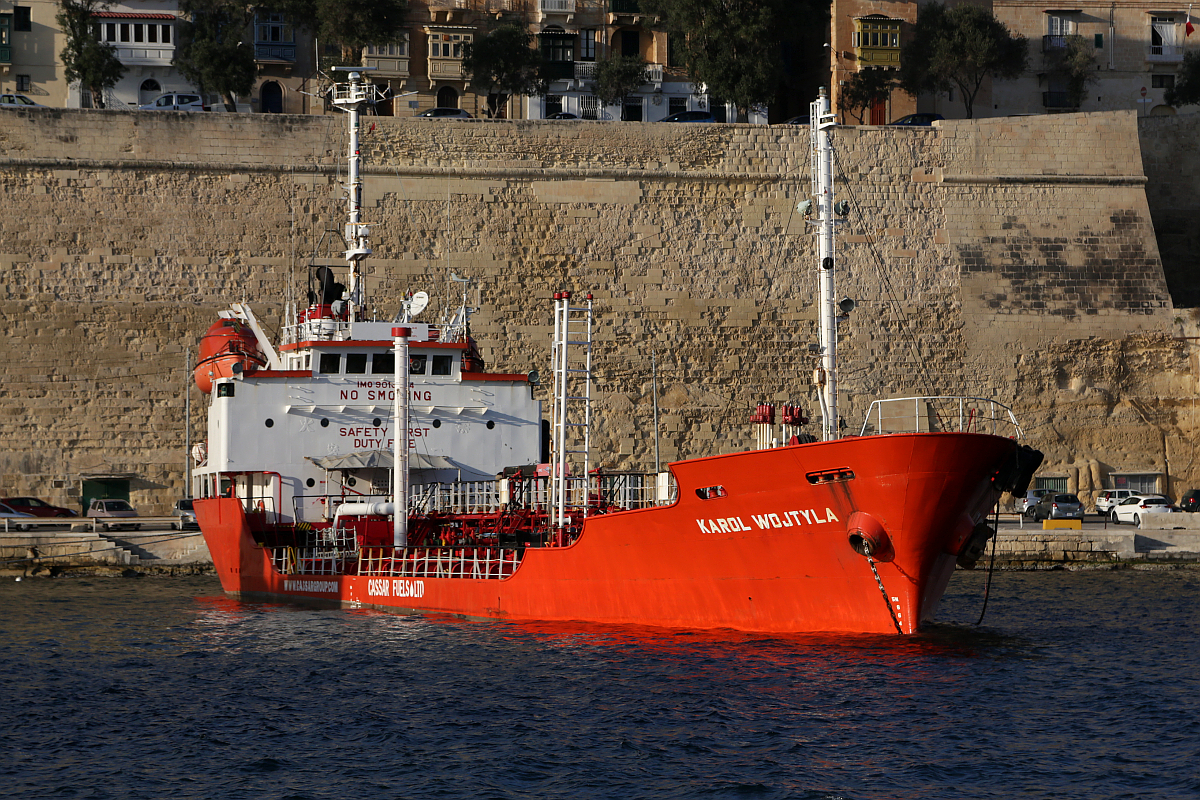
(345, 353, 368, 374)
(432, 355, 453, 376)
(410, 354, 427, 375)
(373, 353, 395, 374)
(318, 353, 341, 374)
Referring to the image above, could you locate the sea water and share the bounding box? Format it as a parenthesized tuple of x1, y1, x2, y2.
(1, 569, 1197, 800)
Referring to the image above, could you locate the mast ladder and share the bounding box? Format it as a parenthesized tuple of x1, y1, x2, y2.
(549, 291, 594, 537)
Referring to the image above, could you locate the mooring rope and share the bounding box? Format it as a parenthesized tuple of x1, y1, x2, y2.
(976, 502, 1002, 626)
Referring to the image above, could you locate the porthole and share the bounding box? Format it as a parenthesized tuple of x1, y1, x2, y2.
(306, 478, 315, 488)
(265, 419, 274, 428)
(373, 418, 382, 427)
(320, 418, 329, 428)
(486, 420, 495, 430)
(432, 419, 441, 429)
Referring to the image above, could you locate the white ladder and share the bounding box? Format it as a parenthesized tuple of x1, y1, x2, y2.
(550, 291, 594, 532)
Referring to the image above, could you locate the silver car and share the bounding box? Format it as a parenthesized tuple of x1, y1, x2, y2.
(87, 498, 141, 531)
(171, 498, 198, 530)
(139, 92, 209, 112)
(1031, 493, 1084, 521)
(1022, 489, 1051, 517)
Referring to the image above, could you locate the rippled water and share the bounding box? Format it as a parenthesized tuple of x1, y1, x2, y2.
(1, 570, 1197, 800)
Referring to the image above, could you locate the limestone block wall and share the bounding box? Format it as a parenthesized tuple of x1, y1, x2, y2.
(0, 107, 1187, 513)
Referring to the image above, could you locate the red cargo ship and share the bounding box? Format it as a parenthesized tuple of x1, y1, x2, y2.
(193, 77, 1041, 634)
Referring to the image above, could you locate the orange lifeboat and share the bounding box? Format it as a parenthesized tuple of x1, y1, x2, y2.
(193, 318, 267, 394)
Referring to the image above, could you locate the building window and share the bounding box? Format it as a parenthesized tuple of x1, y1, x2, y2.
(367, 41, 407, 57)
(256, 13, 293, 44)
(853, 16, 901, 68)
(1046, 14, 1074, 36)
(1151, 17, 1179, 57)
(541, 31, 573, 62)
(1152, 74, 1175, 89)
(580, 28, 596, 61)
(96, 21, 171, 46)
(668, 96, 687, 114)
(1111, 473, 1159, 494)
(14, 5, 30, 32)
(544, 95, 563, 115)
(429, 32, 471, 58)
(620, 29, 639, 58)
(17, 74, 31, 92)
(580, 94, 599, 119)
(1035, 476, 1068, 492)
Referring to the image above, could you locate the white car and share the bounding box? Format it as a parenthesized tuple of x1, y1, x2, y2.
(1095, 489, 1135, 515)
(0, 93, 43, 108)
(0, 501, 36, 530)
(1110, 495, 1176, 526)
(139, 92, 209, 112)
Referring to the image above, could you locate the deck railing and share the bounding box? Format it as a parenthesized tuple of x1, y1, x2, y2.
(859, 396, 1023, 439)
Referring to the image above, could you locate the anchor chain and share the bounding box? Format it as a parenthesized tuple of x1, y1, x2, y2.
(866, 554, 904, 634)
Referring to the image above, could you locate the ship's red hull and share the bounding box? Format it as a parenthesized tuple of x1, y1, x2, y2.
(196, 432, 1018, 634)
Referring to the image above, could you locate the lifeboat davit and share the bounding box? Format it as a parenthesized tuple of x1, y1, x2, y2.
(193, 319, 267, 394)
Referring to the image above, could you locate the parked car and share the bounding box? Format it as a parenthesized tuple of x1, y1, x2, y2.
(87, 498, 140, 531)
(1110, 495, 1176, 526)
(661, 110, 716, 123)
(0, 93, 43, 108)
(138, 92, 209, 112)
(1022, 489, 1051, 517)
(0, 497, 78, 517)
(172, 498, 198, 530)
(1031, 492, 1085, 521)
(545, 111, 579, 120)
(0, 502, 36, 530)
(1095, 489, 1136, 515)
(889, 112, 945, 126)
(1179, 488, 1200, 512)
(779, 114, 810, 125)
(415, 107, 472, 119)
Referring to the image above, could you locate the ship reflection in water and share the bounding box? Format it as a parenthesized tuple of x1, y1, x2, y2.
(3, 570, 1195, 800)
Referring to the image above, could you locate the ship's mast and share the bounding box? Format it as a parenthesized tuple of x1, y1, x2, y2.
(811, 88, 839, 441)
(331, 69, 374, 320)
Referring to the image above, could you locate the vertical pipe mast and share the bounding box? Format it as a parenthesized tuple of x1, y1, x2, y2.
(332, 69, 374, 321)
(392, 327, 410, 548)
(811, 88, 839, 441)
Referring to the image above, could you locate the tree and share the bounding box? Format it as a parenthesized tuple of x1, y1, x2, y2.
(462, 25, 547, 119)
(838, 68, 896, 124)
(642, 0, 805, 122)
(56, 0, 126, 109)
(898, 2, 1028, 119)
(174, 1, 256, 112)
(1044, 34, 1095, 109)
(593, 54, 648, 119)
(1165, 50, 1200, 106)
(303, 0, 409, 64)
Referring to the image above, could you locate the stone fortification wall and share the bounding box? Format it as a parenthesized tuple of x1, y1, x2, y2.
(0, 108, 1189, 513)
(1139, 114, 1200, 309)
